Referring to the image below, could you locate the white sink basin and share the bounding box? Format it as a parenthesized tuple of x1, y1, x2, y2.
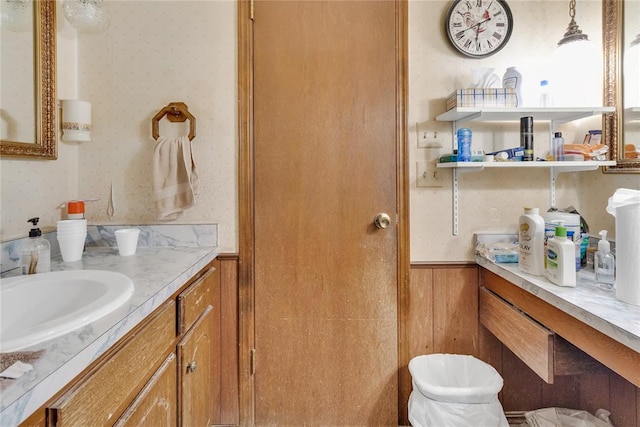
(1, 270, 134, 352)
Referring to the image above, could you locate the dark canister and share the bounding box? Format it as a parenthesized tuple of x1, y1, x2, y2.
(520, 116, 534, 161)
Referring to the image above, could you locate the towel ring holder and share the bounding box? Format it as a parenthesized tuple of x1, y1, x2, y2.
(152, 102, 196, 141)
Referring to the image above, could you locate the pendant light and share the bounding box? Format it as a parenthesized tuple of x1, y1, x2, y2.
(552, 0, 597, 107)
(557, 0, 589, 47)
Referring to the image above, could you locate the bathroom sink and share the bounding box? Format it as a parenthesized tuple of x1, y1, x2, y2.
(0, 270, 134, 352)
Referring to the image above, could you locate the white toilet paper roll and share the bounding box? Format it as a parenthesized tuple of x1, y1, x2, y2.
(615, 202, 640, 306)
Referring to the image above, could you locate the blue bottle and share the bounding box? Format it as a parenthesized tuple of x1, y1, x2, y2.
(457, 128, 472, 162)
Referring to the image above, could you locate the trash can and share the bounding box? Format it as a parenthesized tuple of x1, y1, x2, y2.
(408, 353, 509, 427)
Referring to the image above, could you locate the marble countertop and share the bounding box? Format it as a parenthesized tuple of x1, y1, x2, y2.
(0, 244, 217, 426)
(477, 256, 640, 354)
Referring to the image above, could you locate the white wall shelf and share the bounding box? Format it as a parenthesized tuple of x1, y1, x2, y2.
(434, 107, 616, 235)
(436, 106, 615, 125)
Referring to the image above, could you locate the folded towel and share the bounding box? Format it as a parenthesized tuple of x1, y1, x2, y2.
(152, 135, 199, 219)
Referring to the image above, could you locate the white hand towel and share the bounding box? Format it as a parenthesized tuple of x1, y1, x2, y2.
(152, 135, 199, 220)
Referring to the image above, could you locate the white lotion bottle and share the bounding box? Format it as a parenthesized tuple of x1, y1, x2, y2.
(545, 220, 576, 287)
(595, 230, 615, 290)
(503, 67, 523, 107)
(518, 207, 545, 276)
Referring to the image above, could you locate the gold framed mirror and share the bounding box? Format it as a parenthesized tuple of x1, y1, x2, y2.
(0, 0, 57, 160)
(603, 0, 640, 173)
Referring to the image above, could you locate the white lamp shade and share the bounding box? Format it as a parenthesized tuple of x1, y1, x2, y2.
(61, 100, 91, 142)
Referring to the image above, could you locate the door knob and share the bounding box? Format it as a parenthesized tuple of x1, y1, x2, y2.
(187, 360, 197, 373)
(374, 213, 391, 229)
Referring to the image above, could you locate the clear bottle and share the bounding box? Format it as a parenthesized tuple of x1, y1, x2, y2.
(519, 207, 545, 276)
(21, 217, 51, 275)
(595, 230, 615, 290)
(539, 80, 552, 107)
(551, 132, 565, 161)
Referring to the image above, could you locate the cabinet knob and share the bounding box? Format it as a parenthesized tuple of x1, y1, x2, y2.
(187, 360, 197, 373)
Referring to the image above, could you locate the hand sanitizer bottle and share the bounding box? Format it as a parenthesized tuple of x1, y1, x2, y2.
(595, 230, 615, 290)
(21, 217, 51, 275)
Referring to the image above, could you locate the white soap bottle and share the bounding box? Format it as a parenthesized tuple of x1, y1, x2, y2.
(518, 207, 545, 276)
(595, 230, 615, 290)
(21, 217, 51, 275)
(545, 220, 576, 287)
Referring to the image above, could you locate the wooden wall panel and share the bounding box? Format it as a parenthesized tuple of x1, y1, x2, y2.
(608, 372, 638, 427)
(216, 254, 239, 426)
(432, 267, 478, 355)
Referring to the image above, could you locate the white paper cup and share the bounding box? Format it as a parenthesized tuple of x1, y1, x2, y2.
(57, 233, 87, 262)
(115, 229, 140, 256)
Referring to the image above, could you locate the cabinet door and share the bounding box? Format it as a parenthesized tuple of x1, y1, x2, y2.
(177, 305, 215, 427)
(114, 353, 177, 427)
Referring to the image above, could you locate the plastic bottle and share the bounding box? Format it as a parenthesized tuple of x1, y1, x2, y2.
(456, 128, 472, 162)
(518, 207, 545, 276)
(520, 116, 534, 161)
(539, 80, 551, 107)
(503, 67, 523, 107)
(21, 217, 51, 275)
(551, 132, 565, 161)
(543, 211, 581, 271)
(595, 230, 615, 290)
(545, 220, 576, 287)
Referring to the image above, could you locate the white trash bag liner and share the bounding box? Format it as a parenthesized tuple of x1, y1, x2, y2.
(408, 354, 508, 427)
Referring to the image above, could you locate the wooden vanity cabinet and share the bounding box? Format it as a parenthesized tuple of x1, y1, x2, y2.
(480, 268, 640, 388)
(177, 267, 219, 427)
(39, 261, 220, 427)
(114, 353, 178, 426)
(46, 300, 177, 426)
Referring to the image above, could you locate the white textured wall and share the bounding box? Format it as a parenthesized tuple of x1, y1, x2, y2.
(1, 0, 637, 260)
(75, 0, 238, 252)
(408, 0, 637, 261)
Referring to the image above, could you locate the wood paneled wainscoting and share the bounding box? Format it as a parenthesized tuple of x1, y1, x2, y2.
(401, 263, 640, 427)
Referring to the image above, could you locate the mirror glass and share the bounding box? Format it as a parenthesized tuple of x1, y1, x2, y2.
(0, 0, 57, 159)
(603, 0, 640, 172)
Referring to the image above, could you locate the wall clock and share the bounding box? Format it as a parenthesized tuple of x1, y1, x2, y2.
(445, 0, 513, 58)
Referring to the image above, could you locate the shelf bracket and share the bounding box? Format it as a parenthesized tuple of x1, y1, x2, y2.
(549, 167, 557, 208)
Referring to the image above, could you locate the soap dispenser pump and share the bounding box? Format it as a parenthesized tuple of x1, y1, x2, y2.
(21, 217, 51, 275)
(595, 230, 615, 290)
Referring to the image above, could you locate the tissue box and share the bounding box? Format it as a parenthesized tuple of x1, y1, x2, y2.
(446, 88, 517, 110)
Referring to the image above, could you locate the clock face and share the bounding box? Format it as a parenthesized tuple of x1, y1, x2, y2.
(445, 0, 513, 58)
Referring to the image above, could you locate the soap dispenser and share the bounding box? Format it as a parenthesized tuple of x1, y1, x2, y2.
(21, 217, 51, 275)
(595, 230, 615, 290)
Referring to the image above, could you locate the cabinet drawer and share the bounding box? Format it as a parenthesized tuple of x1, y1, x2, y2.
(479, 287, 554, 383)
(47, 300, 176, 426)
(178, 267, 216, 334)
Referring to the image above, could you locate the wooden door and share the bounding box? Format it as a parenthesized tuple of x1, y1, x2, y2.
(251, 1, 405, 424)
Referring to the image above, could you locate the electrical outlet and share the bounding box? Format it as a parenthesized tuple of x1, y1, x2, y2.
(417, 130, 443, 149)
(416, 160, 442, 188)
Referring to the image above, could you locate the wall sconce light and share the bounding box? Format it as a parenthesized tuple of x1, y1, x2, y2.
(61, 100, 92, 142)
(557, 0, 589, 47)
(1, 0, 32, 32)
(62, 0, 111, 33)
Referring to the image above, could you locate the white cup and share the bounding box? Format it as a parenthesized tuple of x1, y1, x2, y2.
(115, 229, 140, 256)
(57, 232, 87, 262)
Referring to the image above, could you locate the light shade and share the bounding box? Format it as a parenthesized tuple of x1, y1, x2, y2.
(62, 0, 110, 33)
(61, 100, 92, 142)
(557, 0, 589, 47)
